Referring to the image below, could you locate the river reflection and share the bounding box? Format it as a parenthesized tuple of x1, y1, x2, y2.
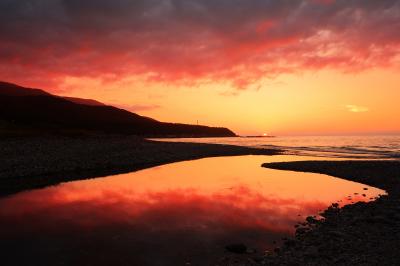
(0, 155, 384, 266)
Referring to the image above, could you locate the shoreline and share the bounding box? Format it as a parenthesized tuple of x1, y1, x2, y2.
(2, 136, 400, 265)
(0, 135, 279, 197)
(256, 160, 400, 266)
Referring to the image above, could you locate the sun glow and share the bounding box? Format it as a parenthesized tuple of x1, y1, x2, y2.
(0, 1, 399, 136)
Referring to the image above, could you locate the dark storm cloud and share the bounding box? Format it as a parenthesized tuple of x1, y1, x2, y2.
(0, 0, 399, 89)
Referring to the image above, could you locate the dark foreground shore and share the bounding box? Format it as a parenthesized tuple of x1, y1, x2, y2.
(2, 136, 400, 265)
(0, 135, 278, 196)
(245, 160, 400, 266)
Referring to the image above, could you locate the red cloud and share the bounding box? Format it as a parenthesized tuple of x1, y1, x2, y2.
(0, 0, 399, 91)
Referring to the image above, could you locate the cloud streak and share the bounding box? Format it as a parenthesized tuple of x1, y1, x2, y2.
(346, 105, 369, 113)
(0, 0, 399, 90)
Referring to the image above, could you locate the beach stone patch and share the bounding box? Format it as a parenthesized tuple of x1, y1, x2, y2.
(257, 160, 400, 266)
(225, 243, 248, 254)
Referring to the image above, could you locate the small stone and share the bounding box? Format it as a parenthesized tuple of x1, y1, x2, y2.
(284, 239, 296, 247)
(305, 246, 319, 257)
(246, 248, 257, 254)
(225, 243, 247, 254)
(306, 216, 318, 224)
(329, 230, 346, 238)
(296, 227, 309, 235)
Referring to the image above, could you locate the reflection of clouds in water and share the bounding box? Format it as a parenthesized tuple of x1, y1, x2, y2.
(0, 185, 326, 236)
(0, 187, 330, 266)
(0, 155, 385, 265)
(0, 154, 383, 241)
(0, 185, 331, 265)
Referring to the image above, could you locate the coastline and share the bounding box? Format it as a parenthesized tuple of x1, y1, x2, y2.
(2, 136, 400, 265)
(256, 160, 400, 266)
(0, 135, 279, 197)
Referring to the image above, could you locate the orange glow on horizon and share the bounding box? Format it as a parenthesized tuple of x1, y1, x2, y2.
(48, 68, 400, 136)
(1, 1, 399, 136)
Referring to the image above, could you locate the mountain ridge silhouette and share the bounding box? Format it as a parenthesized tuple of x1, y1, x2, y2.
(0, 81, 236, 137)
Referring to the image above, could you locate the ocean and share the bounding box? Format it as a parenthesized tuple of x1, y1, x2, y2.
(152, 135, 400, 159)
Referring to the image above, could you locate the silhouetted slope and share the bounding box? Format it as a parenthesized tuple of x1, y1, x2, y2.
(0, 81, 50, 96)
(0, 81, 106, 106)
(0, 82, 236, 137)
(62, 96, 106, 106)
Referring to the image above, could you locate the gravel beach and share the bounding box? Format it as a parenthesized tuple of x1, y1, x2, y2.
(217, 160, 400, 266)
(0, 135, 278, 196)
(2, 136, 400, 265)
(254, 160, 400, 266)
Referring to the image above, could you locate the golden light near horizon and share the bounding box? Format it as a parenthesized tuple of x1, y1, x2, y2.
(0, 1, 399, 136)
(0, 2, 399, 265)
(55, 68, 400, 136)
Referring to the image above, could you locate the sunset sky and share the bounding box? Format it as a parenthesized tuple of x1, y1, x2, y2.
(1, 0, 399, 135)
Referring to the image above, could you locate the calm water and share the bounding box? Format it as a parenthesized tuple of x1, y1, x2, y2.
(0, 155, 385, 266)
(152, 135, 400, 159)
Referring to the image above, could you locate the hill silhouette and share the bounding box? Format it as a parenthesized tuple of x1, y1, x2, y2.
(0, 81, 50, 96)
(62, 96, 106, 106)
(0, 81, 236, 137)
(0, 81, 105, 106)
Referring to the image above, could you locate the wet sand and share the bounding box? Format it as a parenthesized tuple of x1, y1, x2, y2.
(254, 160, 400, 266)
(0, 135, 278, 196)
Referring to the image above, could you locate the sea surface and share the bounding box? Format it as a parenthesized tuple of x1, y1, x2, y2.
(152, 135, 400, 159)
(0, 155, 385, 265)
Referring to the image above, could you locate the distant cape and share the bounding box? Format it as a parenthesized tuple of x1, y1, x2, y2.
(0, 81, 236, 137)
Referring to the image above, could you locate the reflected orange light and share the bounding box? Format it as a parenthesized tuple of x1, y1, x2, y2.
(0, 156, 384, 261)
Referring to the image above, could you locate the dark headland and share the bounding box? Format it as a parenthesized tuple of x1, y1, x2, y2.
(0, 81, 235, 138)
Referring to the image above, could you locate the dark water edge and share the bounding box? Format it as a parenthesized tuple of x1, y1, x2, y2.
(265, 145, 400, 159)
(252, 160, 400, 266)
(152, 135, 400, 160)
(0, 136, 279, 197)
